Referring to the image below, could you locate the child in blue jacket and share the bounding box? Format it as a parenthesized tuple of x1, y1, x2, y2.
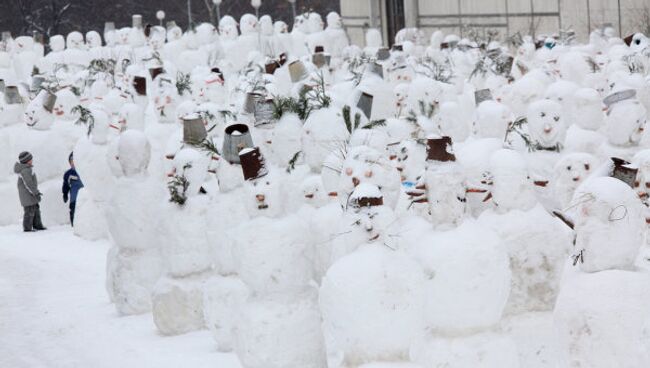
(62, 152, 84, 226)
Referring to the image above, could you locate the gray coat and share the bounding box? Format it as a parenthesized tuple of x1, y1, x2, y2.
(14, 162, 41, 207)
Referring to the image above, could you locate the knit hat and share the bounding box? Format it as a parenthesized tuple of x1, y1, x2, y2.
(19, 151, 33, 164)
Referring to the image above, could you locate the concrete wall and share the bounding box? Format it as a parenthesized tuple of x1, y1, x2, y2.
(340, 0, 650, 47)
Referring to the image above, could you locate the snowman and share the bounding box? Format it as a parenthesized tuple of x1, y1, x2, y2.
(412, 136, 467, 230)
(229, 147, 326, 368)
(152, 147, 213, 335)
(554, 177, 650, 368)
(22, 90, 71, 225)
(105, 130, 164, 315)
(301, 106, 350, 173)
(71, 105, 114, 240)
(320, 187, 426, 366)
(324, 12, 349, 58)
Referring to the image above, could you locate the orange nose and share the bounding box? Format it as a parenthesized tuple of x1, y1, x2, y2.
(256, 194, 265, 202)
(352, 177, 360, 187)
(544, 127, 552, 133)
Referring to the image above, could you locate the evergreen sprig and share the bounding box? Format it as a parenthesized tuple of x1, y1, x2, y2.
(168, 163, 191, 205)
(176, 72, 192, 96)
(71, 105, 95, 136)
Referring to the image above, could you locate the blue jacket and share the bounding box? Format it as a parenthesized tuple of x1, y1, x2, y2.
(62, 168, 84, 203)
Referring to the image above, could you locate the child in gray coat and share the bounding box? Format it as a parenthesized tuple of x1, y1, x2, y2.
(14, 151, 46, 232)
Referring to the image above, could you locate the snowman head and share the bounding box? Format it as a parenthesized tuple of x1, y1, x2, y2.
(244, 170, 285, 218)
(553, 153, 597, 204)
(393, 83, 409, 111)
(53, 88, 79, 120)
(148, 26, 167, 49)
(326, 12, 342, 30)
(118, 103, 144, 131)
(632, 149, 650, 201)
(219, 16, 239, 40)
(85, 31, 102, 48)
(572, 87, 604, 131)
(526, 99, 566, 149)
(196, 23, 217, 45)
(24, 90, 55, 130)
(487, 149, 536, 212)
(89, 105, 111, 144)
(604, 91, 647, 146)
(474, 100, 512, 139)
(117, 130, 151, 177)
(274, 21, 288, 34)
(544, 80, 579, 108)
(13, 36, 34, 53)
(338, 145, 395, 207)
(166, 26, 183, 42)
(49, 35, 65, 52)
(628, 33, 649, 53)
(240, 14, 258, 35)
(347, 183, 396, 243)
(300, 175, 327, 208)
(117, 28, 130, 45)
(66, 31, 84, 49)
(365, 29, 383, 48)
(259, 15, 274, 36)
(175, 100, 198, 125)
(308, 13, 324, 33)
(170, 148, 210, 197)
(153, 81, 179, 122)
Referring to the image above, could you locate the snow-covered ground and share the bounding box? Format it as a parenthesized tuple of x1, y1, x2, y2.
(0, 225, 241, 368)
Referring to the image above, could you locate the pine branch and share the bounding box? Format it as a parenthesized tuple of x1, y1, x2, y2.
(71, 105, 95, 136)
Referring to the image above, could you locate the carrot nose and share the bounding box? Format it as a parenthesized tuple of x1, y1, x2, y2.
(352, 177, 360, 187)
(256, 194, 265, 202)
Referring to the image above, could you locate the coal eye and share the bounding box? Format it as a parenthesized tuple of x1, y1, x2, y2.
(584, 164, 590, 170)
(646, 182, 650, 189)
(566, 166, 571, 171)
(554, 116, 560, 121)
(540, 112, 546, 117)
(634, 181, 640, 187)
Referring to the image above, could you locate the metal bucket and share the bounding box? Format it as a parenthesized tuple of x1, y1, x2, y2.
(376, 48, 390, 61)
(611, 157, 638, 188)
(222, 123, 254, 164)
(132, 15, 143, 29)
(357, 92, 373, 120)
(182, 114, 207, 145)
(253, 98, 275, 128)
(42, 91, 57, 113)
(288, 60, 308, 83)
(31, 75, 46, 92)
(239, 147, 268, 181)
(149, 67, 164, 80)
(4, 86, 22, 104)
(133, 76, 147, 96)
(474, 89, 493, 105)
(427, 136, 456, 162)
(243, 92, 264, 114)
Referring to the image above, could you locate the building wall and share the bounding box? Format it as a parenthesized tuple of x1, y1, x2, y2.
(341, 0, 650, 47)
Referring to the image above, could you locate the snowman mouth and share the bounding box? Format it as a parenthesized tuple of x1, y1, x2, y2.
(257, 204, 269, 210)
(304, 194, 314, 199)
(55, 110, 64, 116)
(328, 192, 338, 197)
(368, 233, 380, 241)
(572, 177, 581, 182)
